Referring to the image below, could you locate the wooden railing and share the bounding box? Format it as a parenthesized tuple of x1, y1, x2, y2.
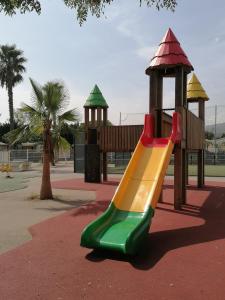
(99, 111, 204, 152)
(99, 113, 173, 152)
(162, 113, 172, 137)
(186, 111, 204, 150)
(99, 125, 143, 152)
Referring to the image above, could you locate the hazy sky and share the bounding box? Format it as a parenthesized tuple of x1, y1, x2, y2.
(0, 0, 225, 125)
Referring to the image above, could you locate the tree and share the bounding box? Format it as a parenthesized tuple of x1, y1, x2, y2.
(60, 122, 78, 145)
(221, 133, 225, 139)
(50, 89, 80, 164)
(5, 78, 79, 199)
(205, 131, 214, 140)
(0, 0, 177, 25)
(0, 44, 27, 130)
(0, 122, 13, 141)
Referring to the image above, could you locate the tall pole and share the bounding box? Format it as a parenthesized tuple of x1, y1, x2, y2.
(214, 105, 217, 163)
(198, 101, 205, 187)
(103, 108, 108, 181)
(174, 67, 185, 209)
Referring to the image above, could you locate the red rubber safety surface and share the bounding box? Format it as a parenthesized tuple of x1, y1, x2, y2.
(0, 178, 225, 300)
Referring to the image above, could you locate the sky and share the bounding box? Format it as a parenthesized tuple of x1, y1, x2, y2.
(0, 0, 225, 126)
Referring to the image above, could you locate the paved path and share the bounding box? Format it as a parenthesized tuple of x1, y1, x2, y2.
(0, 170, 95, 254)
(0, 178, 224, 300)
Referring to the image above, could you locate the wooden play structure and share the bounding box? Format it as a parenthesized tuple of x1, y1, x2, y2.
(84, 85, 108, 182)
(186, 73, 209, 187)
(83, 28, 209, 210)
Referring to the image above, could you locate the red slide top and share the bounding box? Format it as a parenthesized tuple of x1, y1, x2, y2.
(140, 112, 181, 147)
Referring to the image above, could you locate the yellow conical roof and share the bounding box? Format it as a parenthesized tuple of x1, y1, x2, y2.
(187, 73, 209, 101)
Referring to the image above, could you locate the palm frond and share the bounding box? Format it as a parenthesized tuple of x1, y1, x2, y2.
(0, 44, 27, 89)
(29, 78, 44, 108)
(20, 103, 40, 116)
(56, 136, 71, 151)
(13, 74, 23, 85)
(4, 125, 30, 145)
(58, 108, 79, 123)
(4, 75, 78, 151)
(43, 81, 69, 115)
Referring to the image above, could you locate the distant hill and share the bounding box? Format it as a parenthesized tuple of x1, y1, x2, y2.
(205, 123, 225, 138)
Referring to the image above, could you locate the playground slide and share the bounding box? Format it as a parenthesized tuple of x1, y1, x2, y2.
(81, 112, 181, 255)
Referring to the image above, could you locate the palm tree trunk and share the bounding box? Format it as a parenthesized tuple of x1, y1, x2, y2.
(40, 125, 53, 199)
(8, 84, 14, 131)
(51, 149, 55, 166)
(55, 148, 59, 163)
(50, 139, 55, 166)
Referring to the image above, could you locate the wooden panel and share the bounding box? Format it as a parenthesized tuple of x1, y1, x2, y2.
(99, 125, 143, 152)
(162, 112, 172, 137)
(187, 111, 204, 150)
(99, 113, 173, 152)
(85, 144, 101, 183)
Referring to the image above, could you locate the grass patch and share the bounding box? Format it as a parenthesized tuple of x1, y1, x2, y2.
(167, 165, 225, 177)
(0, 174, 28, 193)
(108, 164, 225, 177)
(0, 171, 41, 193)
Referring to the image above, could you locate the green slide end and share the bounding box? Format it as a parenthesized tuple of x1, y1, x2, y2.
(80, 203, 154, 255)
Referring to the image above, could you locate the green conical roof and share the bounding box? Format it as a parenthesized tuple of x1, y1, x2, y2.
(84, 85, 108, 108)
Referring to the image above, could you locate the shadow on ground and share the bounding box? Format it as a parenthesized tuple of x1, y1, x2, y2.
(82, 184, 225, 270)
(72, 200, 109, 216)
(35, 199, 93, 212)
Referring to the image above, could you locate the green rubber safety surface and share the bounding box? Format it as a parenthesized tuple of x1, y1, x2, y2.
(81, 203, 154, 255)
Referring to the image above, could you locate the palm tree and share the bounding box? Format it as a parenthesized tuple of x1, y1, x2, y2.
(51, 111, 75, 165)
(0, 44, 26, 130)
(5, 79, 79, 199)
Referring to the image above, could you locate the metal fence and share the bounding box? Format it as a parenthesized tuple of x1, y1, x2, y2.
(73, 105, 225, 176)
(107, 152, 225, 167)
(119, 105, 225, 154)
(0, 148, 73, 163)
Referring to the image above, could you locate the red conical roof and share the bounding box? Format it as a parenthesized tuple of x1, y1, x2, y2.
(146, 28, 193, 72)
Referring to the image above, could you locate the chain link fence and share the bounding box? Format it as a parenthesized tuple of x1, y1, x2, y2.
(109, 105, 225, 175)
(118, 104, 225, 151)
(0, 148, 73, 164)
(73, 105, 225, 176)
(2, 106, 223, 176)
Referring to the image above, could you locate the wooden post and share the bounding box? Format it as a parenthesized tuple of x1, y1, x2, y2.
(203, 149, 205, 185)
(84, 107, 89, 144)
(103, 108, 108, 181)
(198, 150, 204, 187)
(182, 148, 187, 204)
(183, 72, 187, 108)
(103, 108, 107, 126)
(97, 108, 102, 127)
(156, 73, 163, 203)
(91, 108, 95, 127)
(184, 76, 189, 186)
(149, 71, 158, 121)
(174, 67, 185, 209)
(186, 151, 189, 185)
(198, 101, 205, 187)
(73, 134, 76, 173)
(182, 72, 187, 204)
(156, 73, 163, 137)
(84, 107, 89, 127)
